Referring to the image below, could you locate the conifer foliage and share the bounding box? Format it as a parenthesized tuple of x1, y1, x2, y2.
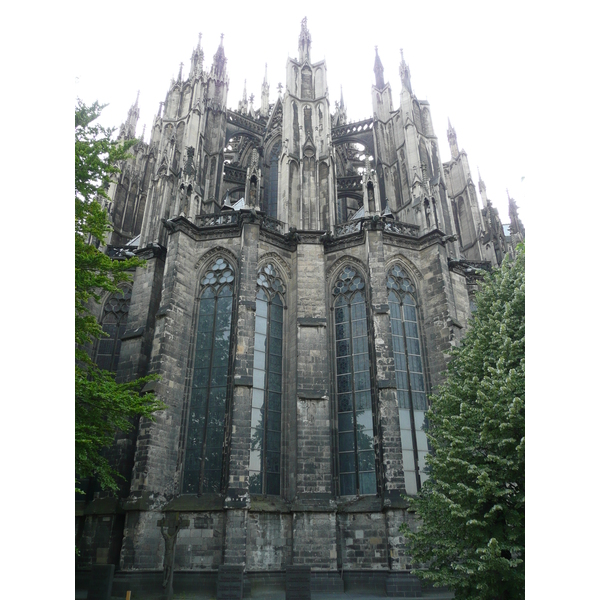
(403, 246, 524, 600)
(75, 100, 163, 493)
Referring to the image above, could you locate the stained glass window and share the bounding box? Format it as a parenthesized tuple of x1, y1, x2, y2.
(387, 265, 429, 494)
(182, 258, 235, 494)
(96, 288, 131, 372)
(249, 264, 285, 495)
(333, 266, 377, 496)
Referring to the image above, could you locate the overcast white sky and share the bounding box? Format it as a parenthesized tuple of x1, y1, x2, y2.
(74, 1, 543, 225)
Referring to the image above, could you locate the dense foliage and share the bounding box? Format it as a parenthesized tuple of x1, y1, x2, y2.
(403, 246, 525, 600)
(75, 100, 163, 493)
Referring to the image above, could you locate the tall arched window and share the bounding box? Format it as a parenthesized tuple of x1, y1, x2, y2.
(182, 258, 235, 494)
(387, 265, 429, 494)
(333, 266, 377, 496)
(249, 264, 285, 495)
(96, 288, 131, 372)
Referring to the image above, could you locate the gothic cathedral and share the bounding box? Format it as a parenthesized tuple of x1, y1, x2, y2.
(77, 18, 525, 598)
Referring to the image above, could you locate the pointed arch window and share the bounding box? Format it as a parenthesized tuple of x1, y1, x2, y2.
(249, 264, 285, 495)
(182, 258, 235, 494)
(387, 266, 429, 494)
(95, 288, 131, 372)
(333, 267, 377, 496)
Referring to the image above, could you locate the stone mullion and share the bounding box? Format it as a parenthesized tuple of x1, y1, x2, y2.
(295, 241, 331, 496)
(366, 229, 404, 499)
(222, 220, 259, 567)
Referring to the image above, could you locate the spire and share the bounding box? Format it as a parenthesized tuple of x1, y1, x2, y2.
(249, 93, 256, 118)
(261, 63, 270, 117)
(119, 91, 140, 140)
(478, 167, 487, 192)
(238, 79, 248, 114)
(298, 17, 311, 63)
(508, 191, 525, 241)
(478, 168, 488, 203)
(374, 46, 385, 89)
(211, 34, 227, 79)
(447, 118, 459, 159)
(334, 86, 347, 126)
(190, 33, 204, 77)
(399, 48, 412, 94)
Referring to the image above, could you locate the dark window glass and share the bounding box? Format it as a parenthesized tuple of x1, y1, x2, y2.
(182, 260, 235, 494)
(250, 265, 286, 495)
(333, 268, 377, 496)
(96, 288, 131, 372)
(387, 267, 429, 495)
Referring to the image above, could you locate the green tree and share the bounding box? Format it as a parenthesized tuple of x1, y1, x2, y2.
(75, 99, 163, 493)
(402, 246, 524, 600)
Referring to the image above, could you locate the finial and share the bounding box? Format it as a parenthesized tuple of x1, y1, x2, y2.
(264, 63, 268, 80)
(277, 82, 283, 96)
(135, 90, 140, 106)
(178, 62, 183, 81)
(249, 93, 255, 106)
(220, 33, 224, 44)
(374, 46, 385, 88)
(298, 16, 311, 62)
(141, 124, 146, 141)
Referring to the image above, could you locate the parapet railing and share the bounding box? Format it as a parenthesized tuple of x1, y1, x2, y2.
(332, 218, 420, 239)
(190, 212, 420, 241)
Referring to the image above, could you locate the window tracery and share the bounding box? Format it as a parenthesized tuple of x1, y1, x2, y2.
(182, 258, 235, 494)
(95, 288, 131, 372)
(333, 267, 377, 496)
(387, 265, 429, 494)
(249, 264, 285, 495)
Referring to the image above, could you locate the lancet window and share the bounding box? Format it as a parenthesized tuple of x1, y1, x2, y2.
(249, 264, 285, 495)
(182, 258, 235, 494)
(95, 287, 131, 372)
(387, 265, 429, 494)
(333, 267, 377, 496)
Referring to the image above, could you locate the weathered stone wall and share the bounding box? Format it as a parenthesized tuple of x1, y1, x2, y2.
(246, 512, 292, 570)
(292, 512, 337, 569)
(120, 510, 164, 570)
(174, 512, 224, 570)
(79, 220, 480, 578)
(338, 512, 388, 570)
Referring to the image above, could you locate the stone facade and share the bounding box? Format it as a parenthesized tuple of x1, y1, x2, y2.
(77, 18, 525, 596)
